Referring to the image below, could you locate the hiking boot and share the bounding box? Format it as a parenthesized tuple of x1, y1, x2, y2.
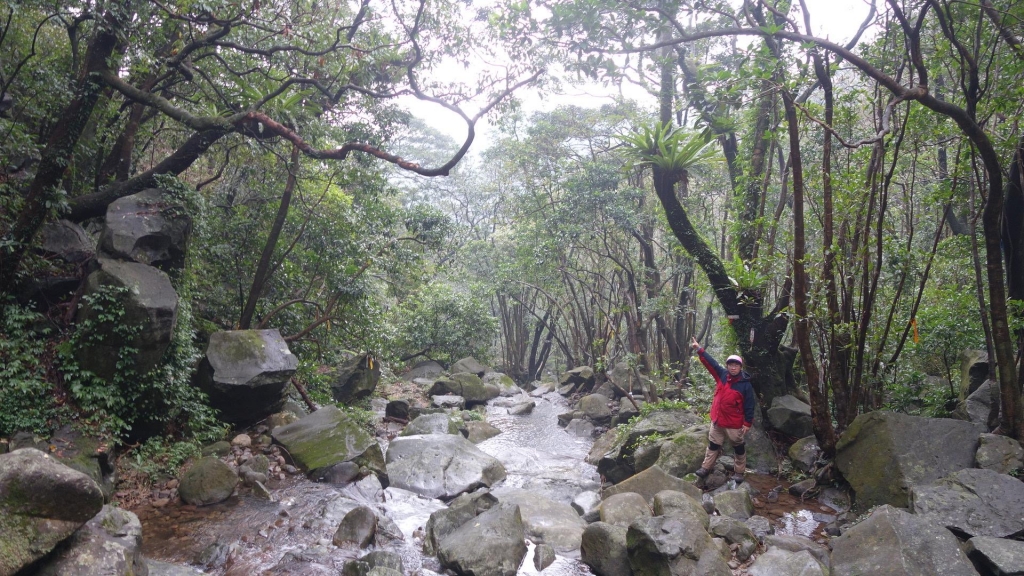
(694, 467, 711, 479)
(731, 473, 745, 484)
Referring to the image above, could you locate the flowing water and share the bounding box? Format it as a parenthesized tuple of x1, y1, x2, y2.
(137, 390, 840, 574)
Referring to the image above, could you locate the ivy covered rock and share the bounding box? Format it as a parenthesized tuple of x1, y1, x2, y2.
(271, 405, 387, 484)
(0, 448, 104, 575)
(196, 329, 298, 425)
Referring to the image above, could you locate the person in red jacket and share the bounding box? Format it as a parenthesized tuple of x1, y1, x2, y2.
(689, 337, 756, 483)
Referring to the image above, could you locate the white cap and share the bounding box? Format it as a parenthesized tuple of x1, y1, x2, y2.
(726, 355, 743, 366)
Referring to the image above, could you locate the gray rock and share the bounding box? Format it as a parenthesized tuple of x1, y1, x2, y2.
(495, 488, 587, 552)
(34, 505, 146, 576)
(910, 468, 1024, 539)
(746, 516, 774, 540)
(652, 490, 709, 531)
(965, 536, 1024, 576)
(196, 329, 298, 424)
(614, 397, 642, 426)
(200, 441, 231, 457)
(581, 522, 632, 576)
(960, 349, 989, 400)
(788, 436, 821, 473)
(386, 434, 506, 499)
(437, 503, 527, 576)
(789, 478, 817, 497)
(101, 188, 192, 270)
(431, 394, 466, 409)
(405, 360, 444, 380)
(831, 504, 979, 576)
(599, 492, 652, 528)
(579, 394, 613, 425)
(267, 410, 299, 430)
(762, 535, 830, 569)
(767, 395, 814, 438)
(714, 488, 754, 520)
(401, 412, 461, 436)
(960, 379, 1000, 428)
(509, 400, 536, 415)
(533, 543, 556, 571)
(331, 353, 380, 404)
(602, 465, 702, 504)
(75, 258, 178, 381)
(361, 550, 404, 573)
(179, 457, 237, 505)
(146, 559, 204, 575)
(566, 419, 595, 438)
(464, 421, 501, 444)
(430, 374, 500, 407)
(653, 425, 708, 478)
(451, 357, 492, 376)
(976, 433, 1024, 474)
(573, 491, 602, 517)
(272, 405, 386, 484)
(835, 411, 982, 509)
(626, 515, 731, 576)
(558, 366, 596, 396)
(483, 372, 520, 396)
(333, 505, 377, 548)
(587, 410, 701, 484)
(424, 489, 498, 555)
(708, 516, 757, 561)
(0, 448, 105, 575)
(749, 548, 828, 576)
(38, 219, 94, 263)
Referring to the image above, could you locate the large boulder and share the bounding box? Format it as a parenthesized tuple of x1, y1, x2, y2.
(429, 373, 500, 407)
(424, 489, 498, 555)
(581, 522, 632, 576)
(464, 421, 501, 444)
(957, 378, 1000, 428)
(178, 457, 238, 505)
(386, 434, 505, 499)
(653, 425, 709, 478)
(578, 394, 613, 426)
(600, 492, 652, 528)
(559, 366, 596, 396)
(975, 433, 1024, 474)
(910, 468, 1024, 539)
(33, 505, 146, 576)
(75, 257, 178, 381)
(835, 411, 982, 509)
(196, 329, 298, 424)
(437, 503, 527, 576)
(767, 395, 813, 438)
(748, 548, 828, 576)
(101, 188, 192, 271)
(494, 488, 587, 552)
(960, 349, 989, 400)
(626, 515, 731, 576)
(450, 357, 491, 377)
(652, 490, 709, 531)
(330, 353, 380, 404)
(830, 505, 979, 576)
(965, 536, 1024, 576)
(762, 535, 830, 569)
(0, 448, 105, 575)
(483, 372, 520, 397)
(707, 516, 757, 561)
(272, 405, 386, 483)
(603, 465, 702, 504)
(38, 220, 94, 263)
(588, 409, 701, 484)
(405, 360, 444, 380)
(788, 436, 821, 473)
(400, 413, 461, 436)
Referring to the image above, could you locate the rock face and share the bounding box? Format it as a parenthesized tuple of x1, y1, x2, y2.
(910, 468, 1024, 539)
(581, 522, 632, 576)
(75, 257, 178, 380)
(38, 220, 94, 263)
(626, 515, 731, 575)
(494, 488, 586, 552)
(386, 434, 506, 499)
(272, 406, 386, 484)
(331, 353, 381, 404)
(0, 448, 105, 575)
(34, 505, 146, 576)
(196, 329, 298, 424)
(101, 188, 192, 271)
(767, 395, 813, 438)
(965, 536, 1024, 576)
(437, 503, 527, 576)
(830, 505, 979, 576)
(835, 411, 981, 509)
(178, 457, 238, 505)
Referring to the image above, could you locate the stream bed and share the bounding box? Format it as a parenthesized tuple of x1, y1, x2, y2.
(136, 390, 841, 574)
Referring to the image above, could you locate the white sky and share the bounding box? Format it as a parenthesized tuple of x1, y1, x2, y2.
(398, 0, 876, 149)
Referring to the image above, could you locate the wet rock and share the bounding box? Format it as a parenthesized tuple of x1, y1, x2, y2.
(602, 465, 702, 504)
(559, 411, 582, 426)
(430, 374, 500, 407)
(533, 543, 557, 571)
(424, 489, 498, 555)
(401, 412, 461, 436)
(437, 502, 527, 576)
(252, 481, 273, 500)
(331, 353, 380, 404)
(494, 488, 586, 552)
(965, 536, 1024, 576)
(767, 395, 813, 439)
(975, 433, 1024, 474)
(626, 515, 730, 576)
(714, 488, 754, 520)
(567, 419, 595, 438)
(267, 410, 299, 430)
(581, 522, 631, 576)
(653, 424, 707, 478)
(386, 434, 506, 499)
(614, 397, 642, 426)
(788, 478, 817, 497)
(600, 492, 652, 528)
(405, 360, 444, 381)
(587, 410, 701, 484)
(483, 372, 520, 396)
(464, 420, 501, 444)
(451, 357, 491, 377)
(431, 394, 466, 409)
(745, 516, 774, 540)
(75, 258, 178, 382)
(101, 188, 192, 270)
(572, 490, 602, 517)
(508, 400, 535, 415)
(910, 468, 1024, 539)
(272, 405, 386, 485)
(748, 547, 828, 576)
(831, 504, 978, 576)
(835, 411, 981, 509)
(147, 558, 205, 575)
(0, 448, 105, 575)
(708, 516, 757, 561)
(333, 505, 377, 548)
(179, 457, 237, 505)
(788, 436, 821, 473)
(38, 219, 94, 263)
(196, 329, 298, 425)
(652, 490, 709, 531)
(34, 505, 146, 576)
(762, 535, 830, 570)
(558, 366, 595, 396)
(578, 394, 613, 425)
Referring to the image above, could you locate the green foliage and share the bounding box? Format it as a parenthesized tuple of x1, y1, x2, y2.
(616, 121, 721, 176)
(127, 437, 202, 480)
(392, 282, 497, 366)
(0, 302, 61, 435)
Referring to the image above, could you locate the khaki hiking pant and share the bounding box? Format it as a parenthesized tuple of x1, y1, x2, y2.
(701, 422, 748, 474)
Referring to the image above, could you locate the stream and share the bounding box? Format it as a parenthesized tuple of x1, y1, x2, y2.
(136, 389, 841, 574)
